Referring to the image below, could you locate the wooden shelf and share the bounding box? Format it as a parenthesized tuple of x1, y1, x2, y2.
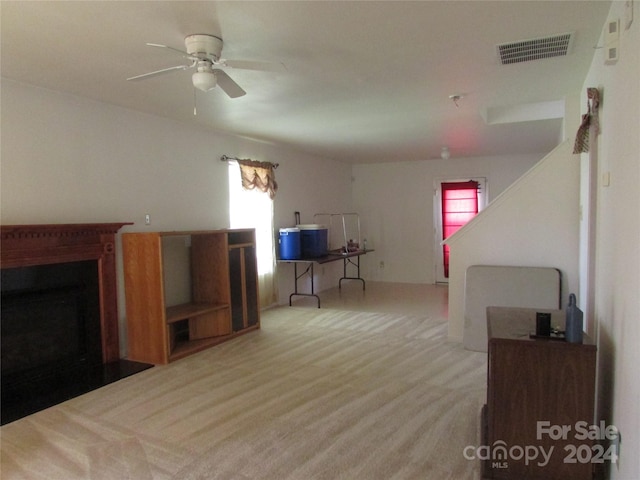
(169, 325, 259, 362)
(122, 229, 260, 365)
(227, 230, 255, 245)
(165, 302, 229, 324)
(169, 335, 227, 362)
(228, 242, 254, 249)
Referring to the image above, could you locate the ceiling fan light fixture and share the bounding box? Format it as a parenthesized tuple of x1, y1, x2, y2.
(192, 71, 217, 92)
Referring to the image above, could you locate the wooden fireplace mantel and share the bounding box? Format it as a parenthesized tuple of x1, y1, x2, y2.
(1, 222, 132, 363)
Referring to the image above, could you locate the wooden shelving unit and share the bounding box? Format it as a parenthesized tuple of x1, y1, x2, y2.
(122, 229, 259, 364)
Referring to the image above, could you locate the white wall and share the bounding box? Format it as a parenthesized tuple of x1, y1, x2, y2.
(581, 3, 640, 479)
(351, 153, 543, 284)
(1, 79, 352, 350)
(1, 81, 231, 229)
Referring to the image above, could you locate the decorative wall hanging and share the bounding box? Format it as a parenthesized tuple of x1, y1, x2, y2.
(573, 87, 601, 154)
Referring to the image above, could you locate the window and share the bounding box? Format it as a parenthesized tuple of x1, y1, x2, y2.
(228, 164, 277, 307)
(434, 178, 486, 282)
(441, 181, 479, 278)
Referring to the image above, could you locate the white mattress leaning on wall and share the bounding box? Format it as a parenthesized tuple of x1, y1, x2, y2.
(463, 265, 561, 352)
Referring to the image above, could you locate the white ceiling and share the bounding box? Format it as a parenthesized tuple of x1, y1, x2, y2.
(1, 1, 611, 163)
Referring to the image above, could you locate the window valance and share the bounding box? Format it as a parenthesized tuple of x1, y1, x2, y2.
(221, 155, 279, 199)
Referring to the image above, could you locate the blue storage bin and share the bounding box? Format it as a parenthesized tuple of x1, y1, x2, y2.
(297, 224, 328, 257)
(279, 228, 301, 259)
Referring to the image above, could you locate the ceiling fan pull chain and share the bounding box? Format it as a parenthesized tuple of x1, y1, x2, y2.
(193, 88, 197, 116)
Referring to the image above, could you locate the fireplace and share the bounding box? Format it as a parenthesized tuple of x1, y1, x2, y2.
(1, 223, 152, 424)
(2, 260, 101, 378)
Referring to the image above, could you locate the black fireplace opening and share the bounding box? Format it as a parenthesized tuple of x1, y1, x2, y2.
(1, 261, 152, 425)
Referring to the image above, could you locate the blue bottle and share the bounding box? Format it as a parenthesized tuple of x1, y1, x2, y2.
(565, 293, 583, 343)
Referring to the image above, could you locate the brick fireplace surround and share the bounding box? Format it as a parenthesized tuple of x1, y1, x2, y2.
(1, 223, 152, 424)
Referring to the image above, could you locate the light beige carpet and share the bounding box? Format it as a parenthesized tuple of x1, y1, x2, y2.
(1, 307, 487, 479)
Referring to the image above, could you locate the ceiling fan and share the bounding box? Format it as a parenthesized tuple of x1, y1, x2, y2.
(127, 34, 283, 102)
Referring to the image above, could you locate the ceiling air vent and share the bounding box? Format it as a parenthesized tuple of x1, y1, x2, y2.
(496, 32, 574, 65)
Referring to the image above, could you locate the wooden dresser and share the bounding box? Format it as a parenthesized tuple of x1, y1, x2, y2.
(482, 307, 597, 480)
(122, 229, 259, 364)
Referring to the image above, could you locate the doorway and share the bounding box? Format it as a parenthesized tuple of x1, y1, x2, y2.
(434, 178, 487, 283)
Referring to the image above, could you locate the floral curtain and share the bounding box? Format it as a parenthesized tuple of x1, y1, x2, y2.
(237, 159, 278, 199)
(573, 88, 601, 154)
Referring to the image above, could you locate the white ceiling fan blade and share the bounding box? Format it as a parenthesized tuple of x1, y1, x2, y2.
(127, 62, 194, 81)
(146, 42, 196, 60)
(221, 59, 287, 72)
(214, 69, 246, 98)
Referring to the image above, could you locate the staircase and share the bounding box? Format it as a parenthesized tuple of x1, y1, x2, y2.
(443, 139, 581, 342)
